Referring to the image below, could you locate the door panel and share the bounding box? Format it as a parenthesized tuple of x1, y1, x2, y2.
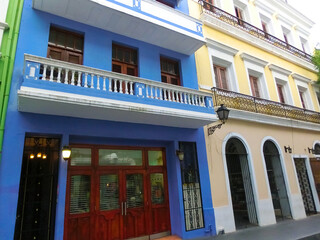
(96, 173, 122, 240)
(310, 159, 320, 200)
(124, 173, 148, 239)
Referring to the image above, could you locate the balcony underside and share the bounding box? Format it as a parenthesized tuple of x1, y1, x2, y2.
(18, 86, 216, 128)
(32, 0, 205, 55)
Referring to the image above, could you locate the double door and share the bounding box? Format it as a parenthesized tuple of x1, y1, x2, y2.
(64, 146, 170, 240)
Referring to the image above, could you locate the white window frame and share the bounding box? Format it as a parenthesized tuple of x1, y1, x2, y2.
(233, 0, 250, 22)
(206, 38, 239, 92)
(299, 36, 310, 54)
(269, 64, 293, 105)
(291, 73, 314, 110)
(259, 14, 274, 35)
(240, 53, 269, 99)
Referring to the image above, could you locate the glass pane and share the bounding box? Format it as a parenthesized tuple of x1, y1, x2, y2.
(100, 175, 119, 211)
(99, 149, 142, 166)
(126, 174, 143, 208)
(148, 151, 163, 166)
(70, 175, 90, 214)
(150, 173, 164, 204)
(71, 148, 91, 166)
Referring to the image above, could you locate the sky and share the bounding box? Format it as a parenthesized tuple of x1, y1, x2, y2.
(287, 0, 320, 49)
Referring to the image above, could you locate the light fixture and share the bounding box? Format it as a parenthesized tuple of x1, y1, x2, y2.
(30, 153, 35, 159)
(284, 146, 292, 153)
(308, 147, 315, 154)
(208, 104, 230, 135)
(42, 154, 47, 159)
(176, 150, 184, 161)
(62, 146, 72, 161)
(37, 152, 42, 158)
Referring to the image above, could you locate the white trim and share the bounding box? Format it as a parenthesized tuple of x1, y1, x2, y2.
(291, 73, 312, 84)
(200, 13, 316, 72)
(268, 64, 294, 105)
(260, 137, 295, 221)
(241, 53, 269, 99)
(240, 53, 268, 67)
(213, 205, 236, 233)
(206, 39, 239, 92)
(221, 133, 261, 229)
(229, 109, 320, 132)
(206, 38, 239, 56)
(198, 84, 212, 91)
(18, 86, 217, 128)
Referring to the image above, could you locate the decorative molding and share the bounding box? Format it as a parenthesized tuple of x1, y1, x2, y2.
(240, 52, 268, 67)
(18, 86, 217, 128)
(206, 38, 239, 56)
(268, 64, 291, 76)
(199, 84, 212, 91)
(291, 73, 312, 84)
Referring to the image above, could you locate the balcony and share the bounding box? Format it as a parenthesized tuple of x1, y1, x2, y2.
(199, 0, 312, 62)
(32, 0, 205, 55)
(18, 54, 216, 128)
(212, 87, 320, 124)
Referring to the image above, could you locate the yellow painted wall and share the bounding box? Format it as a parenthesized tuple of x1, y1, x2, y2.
(189, 0, 319, 111)
(205, 119, 320, 207)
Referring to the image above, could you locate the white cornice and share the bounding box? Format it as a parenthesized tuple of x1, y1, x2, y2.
(201, 13, 316, 72)
(268, 64, 291, 76)
(254, 0, 314, 29)
(240, 52, 268, 67)
(291, 73, 312, 84)
(206, 38, 239, 56)
(229, 108, 320, 132)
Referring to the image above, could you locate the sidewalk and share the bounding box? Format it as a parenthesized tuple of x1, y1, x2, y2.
(205, 214, 320, 240)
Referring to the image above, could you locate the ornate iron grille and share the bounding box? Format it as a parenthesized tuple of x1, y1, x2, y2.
(179, 142, 204, 231)
(212, 87, 320, 124)
(199, 0, 312, 62)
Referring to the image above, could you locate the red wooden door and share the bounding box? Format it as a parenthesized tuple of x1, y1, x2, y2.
(310, 159, 320, 200)
(64, 146, 170, 240)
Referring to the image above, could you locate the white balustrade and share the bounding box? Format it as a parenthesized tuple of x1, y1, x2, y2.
(25, 54, 210, 108)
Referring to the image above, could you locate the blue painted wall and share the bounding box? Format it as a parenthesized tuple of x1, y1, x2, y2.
(0, 0, 216, 239)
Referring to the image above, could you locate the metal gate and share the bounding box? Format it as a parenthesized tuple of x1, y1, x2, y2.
(294, 158, 316, 215)
(226, 138, 258, 229)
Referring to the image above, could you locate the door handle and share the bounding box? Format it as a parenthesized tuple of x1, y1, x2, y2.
(121, 202, 124, 216)
(124, 202, 127, 216)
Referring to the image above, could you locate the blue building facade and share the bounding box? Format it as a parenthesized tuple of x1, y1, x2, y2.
(0, 0, 217, 239)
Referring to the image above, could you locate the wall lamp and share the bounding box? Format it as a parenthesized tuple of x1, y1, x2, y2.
(308, 147, 315, 154)
(284, 146, 292, 153)
(176, 150, 184, 161)
(62, 146, 71, 161)
(208, 104, 230, 136)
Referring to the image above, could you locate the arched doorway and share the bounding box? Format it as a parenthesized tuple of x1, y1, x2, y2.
(263, 140, 291, 221)
(226, 138, 258, 229)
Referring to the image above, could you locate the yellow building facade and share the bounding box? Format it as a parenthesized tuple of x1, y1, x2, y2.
(190, 0, 320, 233)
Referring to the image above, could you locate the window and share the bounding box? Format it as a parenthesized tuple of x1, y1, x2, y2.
(203, 0, 215, 12)
(249, 76, 260, 98)
(160, 57, 180, 85)
(299, 91, 306, 109)
(277, 84, 285, 104)
(47, 27, 83, 64)
(156, 0, 174, 7)
(112, 44, 138, 76)
(300, 37, 310, 54)
(213, 65, 228, 90)
(282, 27, 291, 46)
(234, 6, 244, 25)
(261, 21, 268, 33)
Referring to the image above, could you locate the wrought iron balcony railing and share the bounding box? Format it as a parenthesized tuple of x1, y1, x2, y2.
(199, 0, 312, 62)
(212, 87, 320, 124)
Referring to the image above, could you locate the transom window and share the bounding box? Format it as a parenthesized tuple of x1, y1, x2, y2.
(160, 57, 180, 85)
(213, 64, 228, 90)
(112, 44, 138, 76)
